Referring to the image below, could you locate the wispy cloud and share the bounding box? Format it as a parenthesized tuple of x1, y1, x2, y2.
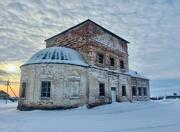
(0, 69, 7, 76)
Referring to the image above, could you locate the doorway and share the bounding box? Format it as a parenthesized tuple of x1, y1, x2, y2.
(111, 87, 116, 103)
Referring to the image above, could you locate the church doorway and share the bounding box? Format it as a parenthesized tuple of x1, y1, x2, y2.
(111, 87, 116, 103)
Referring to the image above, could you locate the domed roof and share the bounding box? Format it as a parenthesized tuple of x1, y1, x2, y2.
(24, 47, 87, 66)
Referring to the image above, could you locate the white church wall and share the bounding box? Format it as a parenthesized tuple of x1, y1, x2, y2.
(117, 74, 132, 102)
(18, 64, 88, 110)
(87, 68, 111, 107)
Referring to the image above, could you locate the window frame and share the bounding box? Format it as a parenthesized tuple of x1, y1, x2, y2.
(110, 57, 115, 66)
(98, 53, 104, 64)
(99, 83, 105, 97)
(122, 85, 126, 96)
(132, 86, 136, 96)
(41, 81, 51, 98)
(120, 60, 125, 69)
(143, 87, 147, 96)
(138, 87, 142, 96)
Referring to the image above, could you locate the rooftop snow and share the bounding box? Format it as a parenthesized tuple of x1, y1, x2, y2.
(24, 47, 87, 66)
(125, 70, 149, 79)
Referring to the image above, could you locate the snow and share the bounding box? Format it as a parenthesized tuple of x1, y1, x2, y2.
(0, 100, 16, 104)
(125, 70, 149, 79)
(24, 47, 87, 66)
(89, 65, 148, 80)
(1, 100, 180, 132)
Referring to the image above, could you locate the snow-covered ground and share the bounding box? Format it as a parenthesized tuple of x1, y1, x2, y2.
(0, 100, 180, 132)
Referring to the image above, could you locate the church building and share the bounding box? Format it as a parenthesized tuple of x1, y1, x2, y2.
(18, 19, 150, 110)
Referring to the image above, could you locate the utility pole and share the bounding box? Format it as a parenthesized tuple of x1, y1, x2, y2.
(8, 81, 17, 98)
(4, 79, 18, 104)
(5, 79, 9, 104)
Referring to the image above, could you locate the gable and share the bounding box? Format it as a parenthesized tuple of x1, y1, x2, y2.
(45, 19, 129, 44)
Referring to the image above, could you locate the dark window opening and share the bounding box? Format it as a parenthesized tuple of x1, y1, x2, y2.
(41, 81, 51, 97)
(132, 86, 136, 96)
(98, 53, 104, 64)
(138, 87, 142, 96)
(111, 87, 116, 91)
(21, 82, 26, 98)
(122, 85, 126, 96)
(99, 83, 105, 96)
(120, 60, 125, 69)
(143, 88, 147, 96)
(110, 57, 115, 66)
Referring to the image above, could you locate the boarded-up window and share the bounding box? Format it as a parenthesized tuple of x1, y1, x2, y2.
(99, 83, 105, 96)
(65, 77, 80, 98)
(41, 81, 51, 97)
(122, 85, 126, 96)
(120, 60, 124, 69)
(132, 86, 136, 96)
(21, 82, 26, 98)
(98, 53, 104, 64)
(110, 57, 115, 66)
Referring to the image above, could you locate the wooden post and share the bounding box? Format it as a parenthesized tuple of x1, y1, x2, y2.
(5, 79, 9, 104)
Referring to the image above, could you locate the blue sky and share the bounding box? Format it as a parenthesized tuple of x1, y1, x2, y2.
(0, 0, 180, 96)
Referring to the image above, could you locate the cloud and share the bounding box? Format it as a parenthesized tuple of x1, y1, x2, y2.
(0, 69, 9, 85)
(0, 0, 180, 95)
(0, 69, 7, 76)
